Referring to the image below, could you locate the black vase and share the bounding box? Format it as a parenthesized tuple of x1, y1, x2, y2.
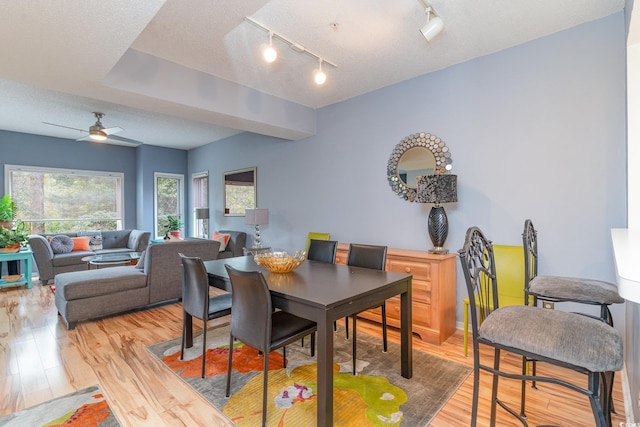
(428, 205, 449, 254)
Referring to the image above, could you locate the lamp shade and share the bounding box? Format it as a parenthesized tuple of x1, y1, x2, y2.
(195, 208, 209, 219)
(417, 174, 457, 204)
(245, 208, 269, 225)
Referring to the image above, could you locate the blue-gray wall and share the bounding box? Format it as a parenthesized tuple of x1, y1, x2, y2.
(0, 131, 140, 228)
(189, 12, 628, 329)
(0, 130, 188, 233)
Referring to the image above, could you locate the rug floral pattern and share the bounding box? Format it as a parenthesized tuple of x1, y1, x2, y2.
(0, 385, 120, 427)
(148, 325, 470, 427)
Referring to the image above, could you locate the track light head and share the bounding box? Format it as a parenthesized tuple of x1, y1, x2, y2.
(314, 60, 327, 85)
(420, 5, 444, 42)
(262, 31, 277, 63)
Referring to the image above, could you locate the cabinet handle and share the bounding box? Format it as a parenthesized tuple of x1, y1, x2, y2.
(405, 267, 411, 273)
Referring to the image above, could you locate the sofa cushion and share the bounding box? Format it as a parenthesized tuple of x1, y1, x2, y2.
(101, 230, 131, 250)
(55, 267, 148, 301)
(50, 235, 74, 254)
(78, 231, 103, 250)
(52, 251, 94, 267)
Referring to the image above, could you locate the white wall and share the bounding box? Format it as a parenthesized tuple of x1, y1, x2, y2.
(190, 13, 627, 329)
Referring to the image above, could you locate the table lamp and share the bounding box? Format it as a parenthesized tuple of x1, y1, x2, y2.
(417, 174, 457, 254)
(195, 208, 209, 238)
(245, 208, 269, 247)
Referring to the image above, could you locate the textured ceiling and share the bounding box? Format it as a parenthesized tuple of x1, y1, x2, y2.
(0, 0, 626, 149)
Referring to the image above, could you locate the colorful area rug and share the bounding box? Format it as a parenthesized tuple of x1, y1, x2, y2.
(147, 325, 471, 426)
(0, 385, 120, 427)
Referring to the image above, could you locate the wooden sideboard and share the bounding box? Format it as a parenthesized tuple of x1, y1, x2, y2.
(335, 243, 457, 345)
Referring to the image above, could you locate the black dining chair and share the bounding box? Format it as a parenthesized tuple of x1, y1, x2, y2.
(307, 238, 338, 264)
(179, 253, 232, 379)
(346, 243, 388, 375)
(224, 265, 317, 427)
(459, 226, 623, 427)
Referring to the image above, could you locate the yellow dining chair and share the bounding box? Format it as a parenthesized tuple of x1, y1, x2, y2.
(463, 244, 532, 356)
(305, 232, 331, 252)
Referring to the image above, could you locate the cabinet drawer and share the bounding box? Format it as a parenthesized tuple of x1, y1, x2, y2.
(387, 260, 431, 282)
(412, 281, 431, 305)
(367, 297, 432, 329)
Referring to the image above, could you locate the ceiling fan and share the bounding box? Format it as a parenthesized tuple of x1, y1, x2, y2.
(43, 112, 143, 147)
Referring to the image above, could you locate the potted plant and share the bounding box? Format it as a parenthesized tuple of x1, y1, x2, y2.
(0, 220, 29, 252)
(0, 194, 17, 230)
(164, 215, 184, 239)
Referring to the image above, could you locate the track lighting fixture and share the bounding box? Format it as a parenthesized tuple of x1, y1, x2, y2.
(245, 16, 337, 86)
(262, 31, 277, 63)
(420, 3, 444, 42)
(314, 60, 327, 85)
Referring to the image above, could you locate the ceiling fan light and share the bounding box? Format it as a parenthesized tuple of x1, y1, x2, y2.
(89, 129, 107, 141)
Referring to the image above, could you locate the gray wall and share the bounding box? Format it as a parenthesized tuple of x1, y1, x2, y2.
(190, 13, 628, 329)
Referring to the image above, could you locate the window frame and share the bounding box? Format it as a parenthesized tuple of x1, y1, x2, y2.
(154, 172, 185, 239)
(4, 164, 125, 232)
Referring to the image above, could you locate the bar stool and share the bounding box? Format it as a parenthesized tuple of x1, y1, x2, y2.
(459, 226, 623, 427)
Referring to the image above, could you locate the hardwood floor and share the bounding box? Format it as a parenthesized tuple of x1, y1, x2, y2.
(0, 282, 626, 426)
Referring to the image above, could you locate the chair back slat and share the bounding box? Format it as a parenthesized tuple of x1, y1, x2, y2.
(522, 219, 539, 303)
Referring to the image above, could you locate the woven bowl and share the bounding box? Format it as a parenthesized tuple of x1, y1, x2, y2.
(254, 250, 306, 273)
(2, 274, 22, 282)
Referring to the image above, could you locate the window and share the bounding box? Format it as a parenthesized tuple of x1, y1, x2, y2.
(5, 164, 124, 234)
(192, 171, 209, 237)
(154, 172, 184, 238)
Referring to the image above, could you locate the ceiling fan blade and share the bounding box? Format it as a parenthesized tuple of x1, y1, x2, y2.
(106, 134, 143, 146)
(42, 122, 87, 133)
(103, 126, 123, 135)
(76, 134, 143, 147)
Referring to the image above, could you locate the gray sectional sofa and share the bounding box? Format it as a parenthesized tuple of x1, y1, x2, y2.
(54, 239, 221, 329)
(29, 229, 150, 285)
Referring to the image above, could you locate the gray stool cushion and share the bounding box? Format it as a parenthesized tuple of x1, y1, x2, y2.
(479, 305, 623, 372)
(530, 275, 625, 305)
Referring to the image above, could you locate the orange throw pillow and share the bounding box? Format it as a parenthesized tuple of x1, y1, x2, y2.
(71, 236, 90, 251)
(212, 232, 231, 251)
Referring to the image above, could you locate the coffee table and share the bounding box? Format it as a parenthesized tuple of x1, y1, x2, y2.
(82, 252, 141, 269)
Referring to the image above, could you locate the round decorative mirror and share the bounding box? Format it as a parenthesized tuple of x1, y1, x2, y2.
(387, 132, 452, 202)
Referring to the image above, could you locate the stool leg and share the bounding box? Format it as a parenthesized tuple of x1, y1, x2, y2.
(463, 299, 469, 357)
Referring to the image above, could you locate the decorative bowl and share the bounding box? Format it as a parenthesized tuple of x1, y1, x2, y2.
(2, 274, 23, 282)
(254, 250, 306, 273)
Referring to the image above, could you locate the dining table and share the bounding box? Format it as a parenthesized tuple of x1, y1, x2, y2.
(204, 255, 413, 427)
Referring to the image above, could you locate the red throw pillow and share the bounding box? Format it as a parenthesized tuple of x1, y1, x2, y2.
(71, 236, 90, 251)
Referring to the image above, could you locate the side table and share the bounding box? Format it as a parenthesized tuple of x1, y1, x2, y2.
(0, 249, 33, 289)
(243, 246, 272, 256)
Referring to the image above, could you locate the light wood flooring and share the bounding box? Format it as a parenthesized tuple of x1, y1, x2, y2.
(0, 282, 626, 426)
